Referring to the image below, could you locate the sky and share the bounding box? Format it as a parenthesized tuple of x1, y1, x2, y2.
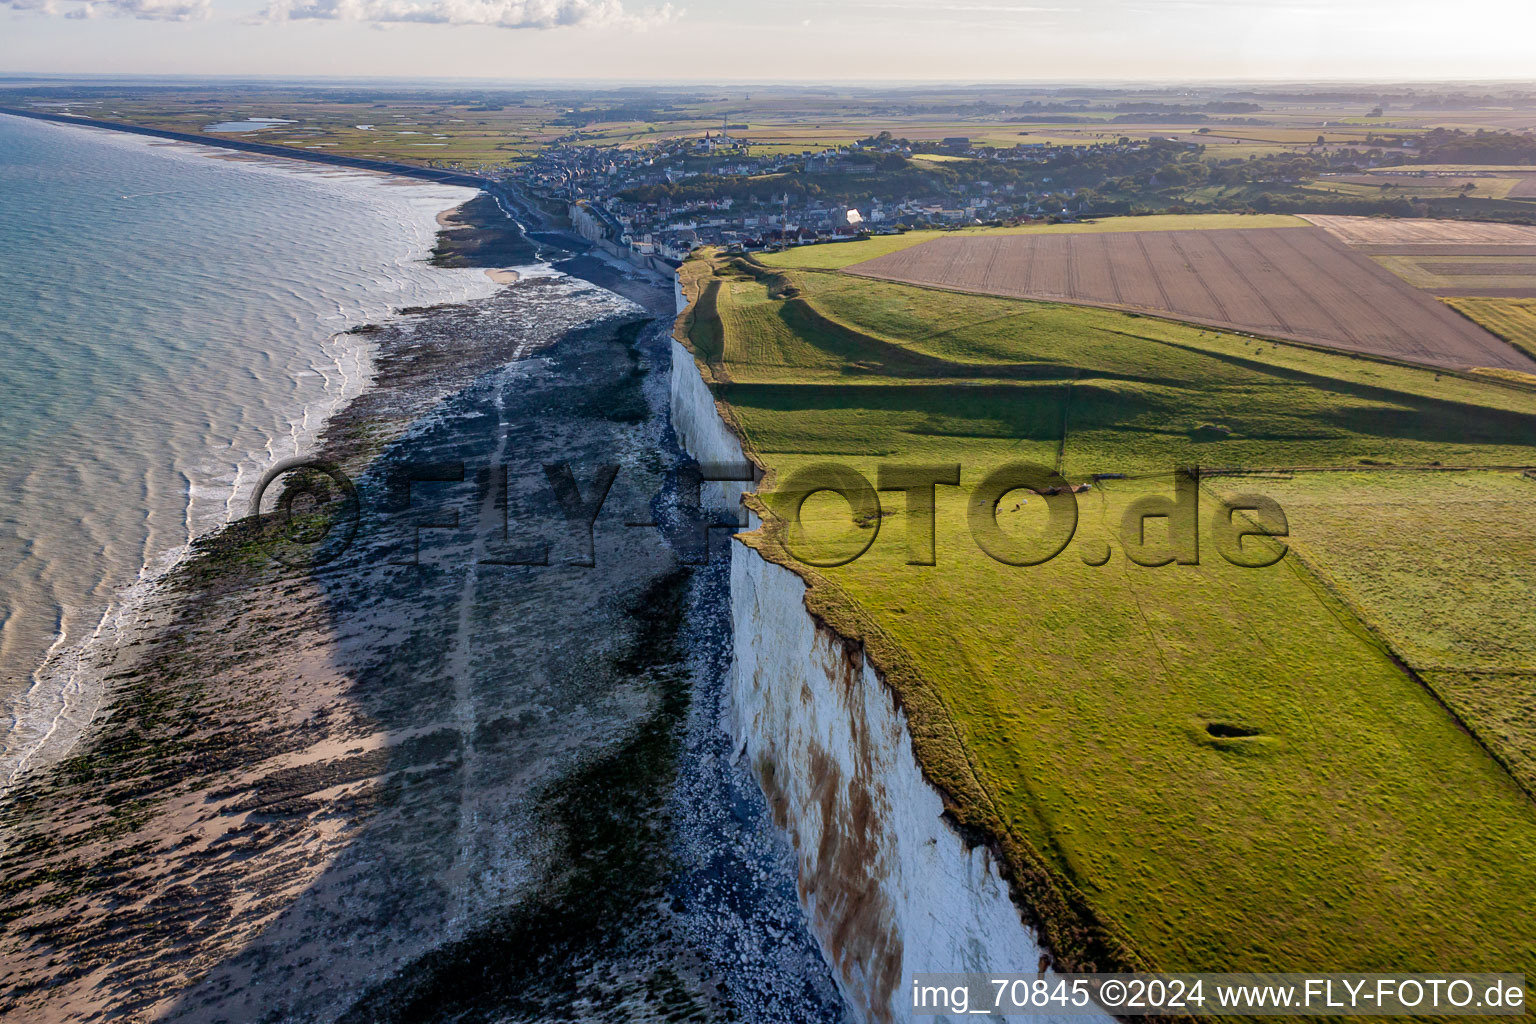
(2, 0, 1534, 81)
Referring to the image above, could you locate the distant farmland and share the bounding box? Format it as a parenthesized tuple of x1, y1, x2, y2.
(1297, 216, 1536, 299)
(843, 226, 1536, 372)
(1303, 215, 1536, 247)
(1371, 254, 1536, 296)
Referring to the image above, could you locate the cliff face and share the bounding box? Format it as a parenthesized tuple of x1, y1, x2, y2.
(669, 341, 1111, 1024)
(667, 338, 756, 514)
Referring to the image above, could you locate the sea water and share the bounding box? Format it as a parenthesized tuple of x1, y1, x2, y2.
(0, 113, 502, 787)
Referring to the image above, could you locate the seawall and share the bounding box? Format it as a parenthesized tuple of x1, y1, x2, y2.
(668, 338, 1114, 1024)
(569, 199, 683, 278)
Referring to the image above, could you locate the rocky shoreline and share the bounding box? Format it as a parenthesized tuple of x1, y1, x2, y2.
(0, 197, 845, 1023)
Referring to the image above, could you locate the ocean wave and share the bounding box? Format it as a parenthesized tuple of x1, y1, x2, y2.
(0, 119, 504, 795)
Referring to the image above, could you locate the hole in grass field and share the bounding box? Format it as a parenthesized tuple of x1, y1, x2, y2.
(1205, 722, 1262, 739)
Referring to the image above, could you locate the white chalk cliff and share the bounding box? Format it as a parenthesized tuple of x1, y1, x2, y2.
(669, 337, 1115, 1024)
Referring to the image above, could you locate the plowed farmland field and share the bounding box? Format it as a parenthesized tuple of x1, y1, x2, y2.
(844, 226, 1536, 372)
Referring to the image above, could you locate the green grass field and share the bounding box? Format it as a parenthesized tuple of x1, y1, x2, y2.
(1256, 470, 1536, 794)
(1446, 298, 1536, 361)
(678, 245, 1536, 981)
(1305, 177, 1530, 201)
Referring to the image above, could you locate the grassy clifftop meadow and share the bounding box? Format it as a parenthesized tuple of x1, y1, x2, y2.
(676, 234, 1536, 981)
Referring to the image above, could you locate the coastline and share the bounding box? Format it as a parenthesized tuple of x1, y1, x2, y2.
(0, 116, 507, 796)
(0, 207, 620, 1016)
(0, 119, 847, 1022)
(0, 105, 492, 190)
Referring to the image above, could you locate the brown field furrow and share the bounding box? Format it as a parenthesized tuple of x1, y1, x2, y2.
(1096, 234, 1126, 305)
(1166, 232, 1236, 324)
(1109, 234, 1163, 308)
(1018, 235, 1040, 295)
(1287, 233, 1457, 362)
(1203, 231, 1295, 333)
(1140, 234, 1226, 321)
(1131, 232, 1179, 311)
(1235, 227, 1526, 366)
(1076, 234, 1122, 306)
(947, 240, 978, 292)
(1031, 235, 1070, 297)
(950, 243, 979, 290)
(1299, 231, 1536, 357)
(979, 237, 1006, 294)
(1224, 228, 1368, 345)
(963, 238, 994, 290)
(1241, 228, 1368, 346)
(1509, 178, 1536, 199)
(845, 226, 1536, 372)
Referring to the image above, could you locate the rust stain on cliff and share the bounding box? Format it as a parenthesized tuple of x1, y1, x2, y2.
(749, 629, 904, 1024)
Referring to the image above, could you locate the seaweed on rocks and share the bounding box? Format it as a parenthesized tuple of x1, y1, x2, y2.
(336, 568, 722, 1024)
(430, 193, 541, 269)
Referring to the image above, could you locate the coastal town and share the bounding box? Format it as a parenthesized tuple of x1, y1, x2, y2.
(504, 124, 1452, 264)
(516, 129, 1097, 259)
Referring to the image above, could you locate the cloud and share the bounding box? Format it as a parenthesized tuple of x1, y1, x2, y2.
(6, 0, 209, 19)
(260, 0, 677, 29)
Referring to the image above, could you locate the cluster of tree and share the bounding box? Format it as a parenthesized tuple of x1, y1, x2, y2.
(1207, 154, 1327, 187)
(855, 97, 1272, 120)
(1109, 113, 1270, 124)
(1021, 115, 1104, 123)
(804, 161, 982, 204)
(1113, 101, 1263, 114)
(739, 145, 1161, 207)
(1239, 192, 1417, 216)
(1404, 93, 1523, 109)
(1025, 137, 1207, 188)
(1149, 159, 1211, 186)
(832, 149, 912, 172)
(1415, 129, 1536, 165)
(1226, 89, 1526, 106)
